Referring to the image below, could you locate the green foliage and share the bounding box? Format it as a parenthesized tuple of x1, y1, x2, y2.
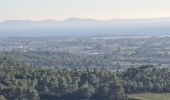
(0, 54, 169, 100)
(120, 65, 170, 94)
(0, 66, 127, 100)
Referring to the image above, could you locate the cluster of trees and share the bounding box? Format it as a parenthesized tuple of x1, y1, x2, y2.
(0, 67, 127, 100)
(120, 65, 170, 94)
(0, 54, 170, 100)
(0, 54, 127, 100)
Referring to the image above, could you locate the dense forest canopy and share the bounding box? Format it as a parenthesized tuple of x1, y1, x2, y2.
(0, 54, 169, 100)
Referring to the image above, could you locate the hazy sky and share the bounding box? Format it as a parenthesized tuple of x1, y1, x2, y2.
(0, 0, 170, 21)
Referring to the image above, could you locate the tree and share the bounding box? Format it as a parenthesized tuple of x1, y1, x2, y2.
(58, 77, 68, 96)
(98, 83, 109, 98)
(79, 81, 95, 98)
(109, 80, 127, 100)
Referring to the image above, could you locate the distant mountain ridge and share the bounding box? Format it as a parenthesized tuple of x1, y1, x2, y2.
(0, 17, 170, 37)
(2, 17, 170, 23)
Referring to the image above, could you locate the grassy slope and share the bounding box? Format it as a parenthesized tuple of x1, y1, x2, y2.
(129, 93, 170, 100)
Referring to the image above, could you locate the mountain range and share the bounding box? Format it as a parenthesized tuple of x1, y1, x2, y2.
(0, 17, 170, 37)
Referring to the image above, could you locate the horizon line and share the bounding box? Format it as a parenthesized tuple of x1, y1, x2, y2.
(1, 16, 170, 23)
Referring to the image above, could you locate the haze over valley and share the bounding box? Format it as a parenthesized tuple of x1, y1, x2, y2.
(1, 17, 170, 37)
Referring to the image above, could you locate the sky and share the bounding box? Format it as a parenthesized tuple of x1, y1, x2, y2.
(0, 0, 170, 21)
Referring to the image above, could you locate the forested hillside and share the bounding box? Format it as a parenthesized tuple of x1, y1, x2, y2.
(0, 54, 127, 100)
(0, 54, 169, 100)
